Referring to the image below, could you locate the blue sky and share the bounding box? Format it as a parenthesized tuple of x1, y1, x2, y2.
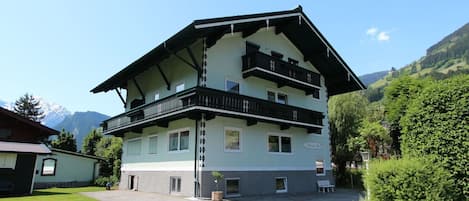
(1, 1, 468, 116)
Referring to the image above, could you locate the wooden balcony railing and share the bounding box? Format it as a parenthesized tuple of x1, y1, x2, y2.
(242, 51, 321, 93)
(103, 87, 323, 134)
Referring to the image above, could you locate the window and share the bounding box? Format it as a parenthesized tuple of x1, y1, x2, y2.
(225, 80, 240, 94)
(175, 83, 185, 93)
(277, 93, 288, 104)
(316, 160, 325, 175)
(288, 58, 298, 65)
(169, 130, 189, 151)
(312, 89, 320, 100)
(275, 177, 288, 193)
(267, 90, 288, 104)
(225, 178, 240, 197)
(170, 177, 181, 193)
(268, 135, 291, 153)
(0, 153, 16, 169)
(246, 41, 260, 54)
(154, 92, 160, 101)
(148, 135, 158, 154)
(127, 139, 142, 156)
(41, 158, 57, 176)
(225, 128, 241, 152)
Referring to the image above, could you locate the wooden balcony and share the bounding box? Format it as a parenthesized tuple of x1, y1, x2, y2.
(242, 51, 321, 95)
(102, 87, 324, 135)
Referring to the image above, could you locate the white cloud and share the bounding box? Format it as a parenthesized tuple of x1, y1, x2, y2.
(377, 31, 390, 41)
(366, 27, 378, 36)
(365, 27, 391, 42)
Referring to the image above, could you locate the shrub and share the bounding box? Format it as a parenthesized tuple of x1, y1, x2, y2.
(94, 175, 119, 187)
(401, 75, 469, 199)
(364, 157, 456, 201)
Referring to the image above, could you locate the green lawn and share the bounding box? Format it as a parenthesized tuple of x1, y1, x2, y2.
(0, 186, 104, 201)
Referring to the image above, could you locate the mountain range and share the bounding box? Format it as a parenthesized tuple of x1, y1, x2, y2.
(360, 22, 469, 100)
(0, 97, 110, 150)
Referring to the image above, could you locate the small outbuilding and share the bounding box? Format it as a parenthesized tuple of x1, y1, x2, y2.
(34, 148, 103, 188)
(0, 107, 58, 196)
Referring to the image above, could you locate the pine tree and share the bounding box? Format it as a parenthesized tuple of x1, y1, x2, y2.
(82, 129, 103, 156)
(51, 129, 77, 152)
(13, 93, 44, 122)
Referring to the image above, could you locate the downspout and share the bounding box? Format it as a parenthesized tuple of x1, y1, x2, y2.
(194, 119, 199, 197)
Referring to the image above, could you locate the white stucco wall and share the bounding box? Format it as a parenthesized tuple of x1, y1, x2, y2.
(205, 28, 328, 113)
(125, 41, 203, 111)
(121, 118, 196, 171)
(35, 151, 99, 183)
(202, 116, 332, 172)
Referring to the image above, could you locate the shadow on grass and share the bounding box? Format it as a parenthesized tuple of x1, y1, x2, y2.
(32, 191, 70, 196)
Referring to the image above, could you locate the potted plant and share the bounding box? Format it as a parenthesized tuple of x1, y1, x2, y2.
(211, 171, 224, 201)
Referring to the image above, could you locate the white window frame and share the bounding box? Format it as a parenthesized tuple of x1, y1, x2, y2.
(147, 134, 158, 154)
(225, 178, 241, 197)
(154, 92, 160, 101)
(126, 137, 142, 156)
(267, 133, 293, 154)
(224, 127, 242, 152)
(225, 78, 240, 94)
(315, 160, 326, 176)
(169, 176, 182, 194)
(275, 177, 288, 193)
(168, 128, 190, 153)
(175, 82, 185, 93)
(266, 89, 288, 104)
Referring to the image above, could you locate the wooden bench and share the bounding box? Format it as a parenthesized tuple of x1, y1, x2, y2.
(317, 180, 335, 192)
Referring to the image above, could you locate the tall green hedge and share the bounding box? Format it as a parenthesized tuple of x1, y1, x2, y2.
(401, 75, 469, 199)
(364, 158, 456, 201)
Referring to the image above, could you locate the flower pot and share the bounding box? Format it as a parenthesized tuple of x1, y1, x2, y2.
(211, 191, 223, 201)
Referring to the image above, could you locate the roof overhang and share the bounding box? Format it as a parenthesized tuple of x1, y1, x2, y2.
(0, 141, 51, 154)
(91, 6, 365, 96)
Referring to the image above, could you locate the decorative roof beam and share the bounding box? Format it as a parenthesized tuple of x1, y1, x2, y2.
(156, 64, 171, 90)
(132, 78, 145, 101)
(186, 47, 201, 73)
(164, 47, 200, 73)
(206, 27, 229, 48)
(114, 88, 126, 107)
(242, 22, 264, 38)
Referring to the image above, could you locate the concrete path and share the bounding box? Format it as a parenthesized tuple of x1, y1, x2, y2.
(82, 188, 364, 201)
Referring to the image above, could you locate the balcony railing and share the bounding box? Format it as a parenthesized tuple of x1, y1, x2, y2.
(103, 87, 324, 134)
(242, 51, 321, 92)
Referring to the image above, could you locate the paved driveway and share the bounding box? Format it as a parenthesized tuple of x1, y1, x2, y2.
(83, 188, 364, 201)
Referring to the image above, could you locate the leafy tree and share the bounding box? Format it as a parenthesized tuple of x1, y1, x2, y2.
(383, 76, 430, 154)
(357, 120, 390, 157)
(51, 129, 77, 152)
(82, 129, 103, 156)
(365, 157, 456, 201)
(96, 136, 123, 178)
(401, 75, 469, 199)
(329, 92, 368, 183)
(13, 93, 44, 122)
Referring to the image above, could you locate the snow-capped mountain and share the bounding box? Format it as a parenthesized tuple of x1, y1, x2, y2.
(0, 97, 71, 127)
(1, 97, 110, 150)
(35, 97, 71, 127)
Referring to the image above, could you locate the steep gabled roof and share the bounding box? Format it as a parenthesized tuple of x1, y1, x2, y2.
(0, 107, 59, 137)
(91, 6, 365, 96)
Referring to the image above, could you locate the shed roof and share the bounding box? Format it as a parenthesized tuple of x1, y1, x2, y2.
(0, 141, 51, 154)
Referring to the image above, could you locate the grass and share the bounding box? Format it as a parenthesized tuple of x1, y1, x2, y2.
(0, 186, 104, 201)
